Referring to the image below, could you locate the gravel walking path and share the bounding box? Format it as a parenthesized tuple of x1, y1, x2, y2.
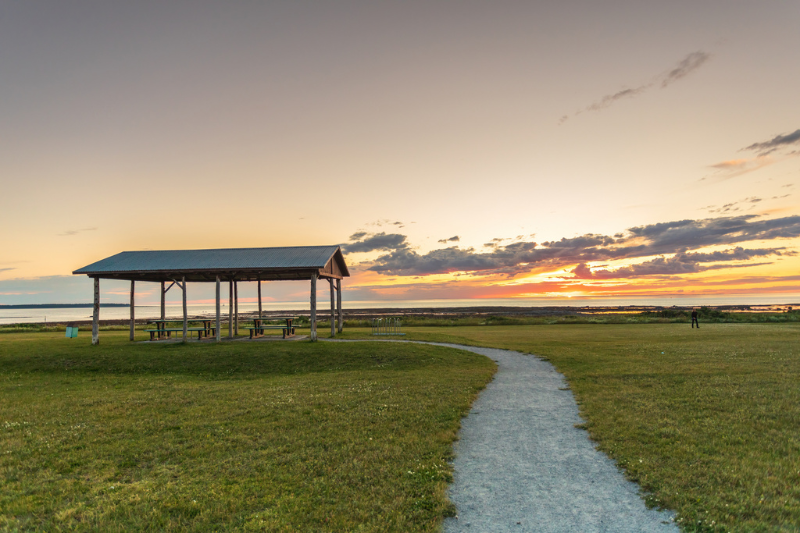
(324, 340, 678, 532)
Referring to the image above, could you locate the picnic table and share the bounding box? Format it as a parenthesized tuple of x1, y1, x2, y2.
(145, 319, 215, 341)
(247, 317, 298, 339)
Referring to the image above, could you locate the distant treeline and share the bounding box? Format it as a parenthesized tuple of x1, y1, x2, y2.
(2, 306, 799, 332)
(341, 307, 800, 327)
(0, 303, 129, 309)
(639, 306, 799, 322)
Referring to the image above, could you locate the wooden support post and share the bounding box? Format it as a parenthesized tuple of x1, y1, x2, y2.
(92, 277, 100, 345)
(234, 281, 239, 336)
(329, 278, 335, 338)
(215, 276, 221, 342)
(228, 280, 233, 338)
(129, 280, 135, 341)
(257, 279, 262, 318)
(310, 273, 317, 341)
(182, 276, 187, 342)
(336, 278, 342, 333)
(160, 281, 165, 321)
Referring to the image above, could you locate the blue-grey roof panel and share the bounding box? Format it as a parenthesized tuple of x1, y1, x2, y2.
(74, 246, 342, 274)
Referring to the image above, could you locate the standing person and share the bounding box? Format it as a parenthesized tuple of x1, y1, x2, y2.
(691, 308, 699, 328)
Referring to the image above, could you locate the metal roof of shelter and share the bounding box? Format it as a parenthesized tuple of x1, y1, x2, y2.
(73, 245, 349, 283)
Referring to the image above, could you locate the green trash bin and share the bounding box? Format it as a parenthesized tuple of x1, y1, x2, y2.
(65, 324, 79, 338)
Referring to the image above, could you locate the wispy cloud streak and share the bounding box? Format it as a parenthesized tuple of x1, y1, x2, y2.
(707, 127, 800, 179)
(58, 227, 97, 237)
(561, 51, 710, 123)
(703, 196, 763, 214)
(744, 129, 800, 156)
(660, 51, 710, 88)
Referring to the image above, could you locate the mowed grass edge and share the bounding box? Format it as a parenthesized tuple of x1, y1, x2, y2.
(0, 333, 495, 532)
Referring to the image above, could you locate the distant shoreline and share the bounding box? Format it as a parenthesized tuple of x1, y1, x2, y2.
(2, 303, 796, 327)
(1, 302, 796, 312)
(0, 303, 129, 309)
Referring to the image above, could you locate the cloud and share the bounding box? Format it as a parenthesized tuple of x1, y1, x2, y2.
(572, 256, 703, 279)
(709, 159, 750, 170)
(483, 237, 508, 248)
(59, 227, 97, 237)
(744, 129, 800, 156)
(369, 246, 516, 276)
(365, 219, 405, 228)
(680, 247, 790, 262)
(704, 156, 773, 180)
(570, 247, 788, 279)
(703, 196, 763, 214)
(660, 51, 710, 88)
(707, 128, 800, 179)
(342, 232, 409, 254)
(345, 278, 576, 301)
(437, 235, 460, 244)
(585, 85, 649, 112)
(625, 215, 800, 250)
(563, 51, 710, 122)
(0, 260, 29, 274)
(363, 214, 800, 276)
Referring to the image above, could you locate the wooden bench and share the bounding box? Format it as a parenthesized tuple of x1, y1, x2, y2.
(246, 325, 296, 339)
(143, 327, 212, 341)
(147, 319, 214, 337)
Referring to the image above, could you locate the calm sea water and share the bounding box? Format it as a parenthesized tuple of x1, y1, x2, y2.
(0, 302, 300, 325)
(1, 295, 798, 325)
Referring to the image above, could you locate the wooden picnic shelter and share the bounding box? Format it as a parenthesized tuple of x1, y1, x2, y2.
(72, 246, 349, 345)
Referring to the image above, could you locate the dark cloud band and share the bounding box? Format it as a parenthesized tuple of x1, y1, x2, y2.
(744, 129, 800, 156)
(571, 247, 786, 279)
(345, 215, 800, 277)
(342, 232, 409, 254)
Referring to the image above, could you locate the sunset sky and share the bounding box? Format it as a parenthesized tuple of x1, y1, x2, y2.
(1, 1, 799, 306)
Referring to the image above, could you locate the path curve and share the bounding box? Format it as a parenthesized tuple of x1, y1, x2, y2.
(323, 339, 678, 532)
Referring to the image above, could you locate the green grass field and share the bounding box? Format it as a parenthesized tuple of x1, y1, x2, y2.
(2, 323, 799, 532)
(0, 333, 494, 531)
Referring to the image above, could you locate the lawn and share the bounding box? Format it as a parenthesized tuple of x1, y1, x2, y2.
(3, 323, 799, 532)
(0, 332, 495, 532)
(336, 322, 800, 532)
